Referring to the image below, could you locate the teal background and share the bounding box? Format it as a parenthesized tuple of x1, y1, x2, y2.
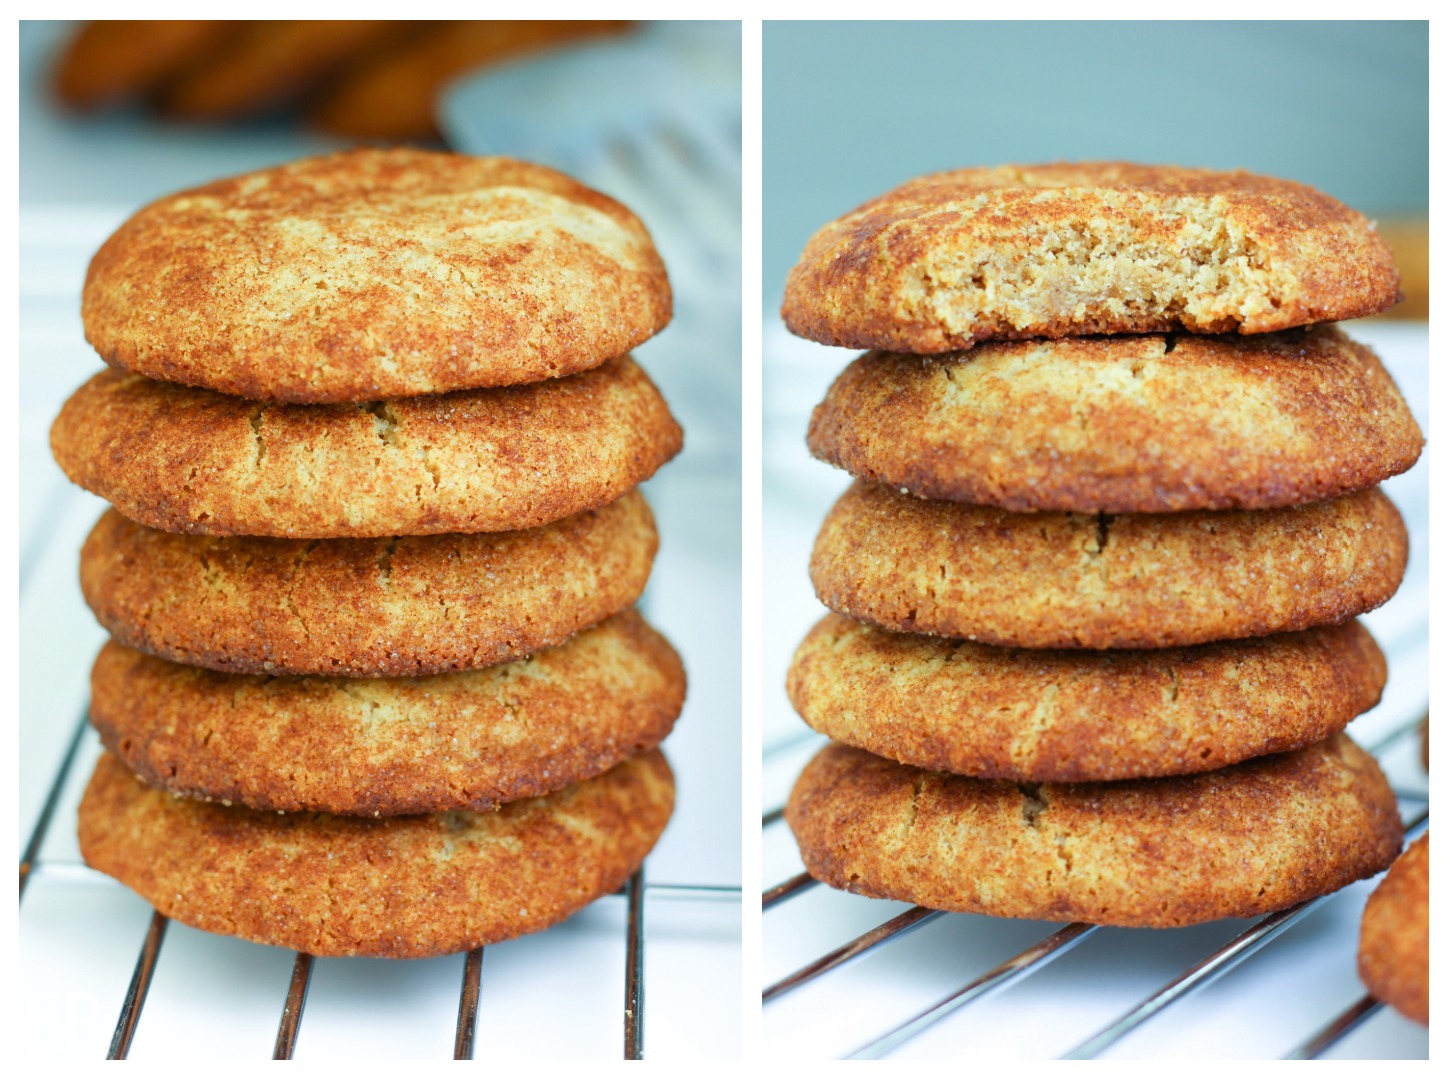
(763, 20, 1428, 306)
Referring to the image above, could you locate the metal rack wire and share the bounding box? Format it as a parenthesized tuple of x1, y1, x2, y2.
(762, 713, 1428, 1060)
(21, 712, 740, 1061)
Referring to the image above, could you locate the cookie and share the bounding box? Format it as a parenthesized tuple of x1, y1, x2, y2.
(82, 148, 671, 401)
(311, 21, 630, 141)
(53, 21, 237, 109)
(50, 358, 682, 538)
(159, 21, 400, 121)
(90, 609, 684, 815)
(787, 736, 1402, 928)
(78, 747, 673, 959)
(80, 492, 656, 677)
(788, 614, 1385, 782)
(1359, 833, 1429, 1025)
(783, 163, 1399, 353)
(811, 482, 1407, 650)
(808, 327, 1422, 513)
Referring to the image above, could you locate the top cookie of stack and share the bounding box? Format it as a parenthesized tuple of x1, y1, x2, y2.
(84, 147, 671, 402)
(51, 148, 686, 959)
(783, 161, 1399, 353)
(780, 163, 1419, 929)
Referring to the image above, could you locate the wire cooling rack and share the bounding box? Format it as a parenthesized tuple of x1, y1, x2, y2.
(19, 710, 739, 1060)
(761, 718, 1427, 1060)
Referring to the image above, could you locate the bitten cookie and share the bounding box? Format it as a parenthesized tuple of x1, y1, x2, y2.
(80, 492, 656, 677)
(788, 614, 1385, 782)
(1359, 833, 1429, 1025)
(82, 148, 671, 401)
(808, 327, 1422, 513)
(51, 358, 682, 537)
(79, 747, 674, 958)
(811, 481, 1408, 649)
(783, 163, 1399, 353)
(787, 737, 1402, 928)
(90, 610, 685, 815)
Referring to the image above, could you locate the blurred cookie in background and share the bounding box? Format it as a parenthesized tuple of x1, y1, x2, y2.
(313, 20, 631, 141)
(159, 20, 404, 122)
(51, 19, 633, 143)
(52, 19, 238, 109)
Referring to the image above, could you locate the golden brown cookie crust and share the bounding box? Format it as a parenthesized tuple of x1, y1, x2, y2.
(82, 148, 671, 401)
(808, 327, 1423, 513)
(811, 482, 1408, 650)
(80, 493, 656, 677)
(1359, 833, 1429, 1025)
(79, 747, 674, 959)
(788, 614, 1386, 782)
(51, 359, 682, 538)
(787, 737, 1402, 928)
(90, 610, 684, 815)
(783, 163, 1400, 352)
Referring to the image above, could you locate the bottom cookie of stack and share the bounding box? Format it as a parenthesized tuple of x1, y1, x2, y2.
(786, 736, 1401, 929)
(80, 748, 674, 959)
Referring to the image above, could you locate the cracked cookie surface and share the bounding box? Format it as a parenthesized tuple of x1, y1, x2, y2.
(787, 736, 1401, 928)
(811, 481, 1407, 649)
(783, 162, 1399, 353)
(80, 492, 656, 677)
(89, 609, 684, 815)
(82, 148, 672, 402)
(1359, 833, 1429, 1025)
(51, 357, 682, 537)
(808, 326, 1421, 513)
(788, 614, 1385, 781)
(79, 746, 674, 958)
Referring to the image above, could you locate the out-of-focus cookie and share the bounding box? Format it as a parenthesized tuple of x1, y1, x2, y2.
(808, 327, 1422, 513)
(810, 481, 1408, 650)
(78, 747, 673, 958)
(90, 610, 685, 815)
(783, 163, 1400, 353)
(160, 20, 400, 120)
(80, 492, 656, 677)
(53, 21, 237, 109)
(311, 21, 630, 141)
(788, 614, 1385, 781)
(787, 736, 1402, 928)
(50, 359, 682, 538)
(1358, 833, 1428, 1025)
(82, 148, 671, 401)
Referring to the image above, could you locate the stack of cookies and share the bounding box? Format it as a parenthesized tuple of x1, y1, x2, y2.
(780, 164, 1419, 928)
(51, 148, 686, 958)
